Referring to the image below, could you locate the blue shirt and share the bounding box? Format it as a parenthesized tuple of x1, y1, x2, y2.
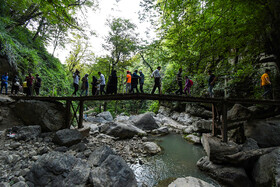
(1, 75, 8, 85)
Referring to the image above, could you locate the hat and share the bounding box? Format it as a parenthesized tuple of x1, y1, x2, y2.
(139, 70, 142, 73)
(127, 71, 130, 73)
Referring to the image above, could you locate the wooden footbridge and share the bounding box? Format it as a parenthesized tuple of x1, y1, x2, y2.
(11, 94, 280, 143)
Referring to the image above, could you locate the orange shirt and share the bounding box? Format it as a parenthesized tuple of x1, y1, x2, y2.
(126, 74, 131, 83)
(261, 73, 270, 86)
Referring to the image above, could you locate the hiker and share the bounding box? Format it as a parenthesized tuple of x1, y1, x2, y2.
(151, 66, 161, 94)
(107, 70, 118, 95)
(0, 72, 8, 95)
(184, 76, 192, 95)
(72, 69, 80, 96)
(139, 70, 145, 93)
(11, 75, 20, 95)
(98, 72, 106, 95)
(34, 74, 42, 96)
(208, 70, 216, 98)
(261, 69, 272, 99)
(131, 70, 140, 93)
(23, 76, 28, 95)
(125, 71, 131, 93)
(91, 76, 98, 95)
(80, 74, 89, 96)
(175, 68, 183, 95)
(25, 73, 34, 96)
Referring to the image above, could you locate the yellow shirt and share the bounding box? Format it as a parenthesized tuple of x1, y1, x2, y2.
(23, 81, 27, 88)
(261, 73, 270, 86)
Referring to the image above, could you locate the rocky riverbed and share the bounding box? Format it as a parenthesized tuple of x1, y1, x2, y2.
(1, 95, 280, 186)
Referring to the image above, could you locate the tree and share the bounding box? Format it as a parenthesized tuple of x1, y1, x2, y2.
(103, 18, 138, 71)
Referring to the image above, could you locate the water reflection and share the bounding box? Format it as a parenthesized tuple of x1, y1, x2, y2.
(130, 134, 218, 187)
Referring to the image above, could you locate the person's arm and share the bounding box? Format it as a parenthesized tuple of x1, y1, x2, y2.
(265, 77, 271, 84)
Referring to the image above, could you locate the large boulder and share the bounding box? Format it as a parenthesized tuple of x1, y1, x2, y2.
(158, 106, 171, 117)
(193, 119, 212, 133)
(53, 129, 83, 147)
(197, 156, 252, 187)
(89, 154, 137, 187)
(162, 116, 186, 130)
(86, 116, 107, 124)
(143, 142, 161, 155)
(9, 125, 41, 141)
(176, 113, 193, 125)
(26, 152, 90, 187)
(252, 148, 280, 187)
(185, 103, 212, 119)
(134, 113, 159, 131)
(245, 117, 280, 148)
(227, 104, 252, 122)
(201, 134, 240, 164)
(99, 122, 146, 139)
(13, 100, 67, 132)
(168, 176, 215, 187)
(97, 111, 113, 122)
(185, 134, 201, 144)
(87, 145, 116, 167)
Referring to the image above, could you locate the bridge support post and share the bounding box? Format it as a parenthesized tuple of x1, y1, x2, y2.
(212, 104, 218, 136)
(65, 100, 71, 128)
(221, 101, 228, 142)
(78, 100, 84, 129)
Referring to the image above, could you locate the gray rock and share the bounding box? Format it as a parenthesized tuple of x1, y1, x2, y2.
(87, 145, 116, 167)
(11, 181, 28, 187)
(97, 111, 113, 121)
(197, 156, 252, 187)
(201, 134, 240, 164)
(185, 134, 201, 144)
(143, 142, 161, 154)
(193, 119, 212, 133)
(176, 113, 193, 125)
(11, 126, 41, 141)
(53, 129, 83, 147)
(134, 113, 159, 131)
(168, 176, 215, 187)
(183, 126, 195, 134)
(86, 116, 107, 124)
(26, 152, 90, 187)
(0, 182, 10, 187)
(252, 148, 280, 187)
(158, 106, 171, 117)
(241, 138, 259, 151)
(228, 104, 252, 122)
(99, 122, 146, 139)
(151, 127, 169, 135)
(89, 155, 137, 187)
(185, 104, 212, 119)
(245, 118, 280, 148)
(115, 115, 130, 123)
(13, 100, 67, 132)
(70, 142, 87, 152)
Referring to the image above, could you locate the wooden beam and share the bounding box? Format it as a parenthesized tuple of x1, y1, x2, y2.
(78, 101, 84, 129)
(221, 101, 228, 142)
(212, 104, 218, 136)
(65, 100, 71, 128)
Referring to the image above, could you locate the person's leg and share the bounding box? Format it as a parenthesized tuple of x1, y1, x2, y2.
(85, 88, 88, 96)
(4, 84, 8, 94)
(209, 85, 214, 98)
(140, 83, 144, 93)
(151, 84, 156, 94)
(15, 86, 19, 95)
(11, 85, 15, 94)
(179, 82, 183, 95)
(100, 85, 106, 95)
(135, 85, 139, 93)
(34, 87, 39, 95)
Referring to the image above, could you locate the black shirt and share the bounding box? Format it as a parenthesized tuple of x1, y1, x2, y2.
(208, 74, 215, 86)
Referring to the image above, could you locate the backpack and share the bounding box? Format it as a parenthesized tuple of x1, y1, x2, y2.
(189, 79, 193, 86)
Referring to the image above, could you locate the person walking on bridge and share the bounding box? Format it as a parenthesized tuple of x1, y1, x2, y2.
(175, 68, 183, 95)
(34, 74, 42, 96)
(139, 70, 145, 93)
(26, 73, 34, 96)
(72, 69, 80, 96)
(131, 70, 140, 93)
(98, 72, 106, 95)
(80, 74, 89, 96)
(125, 71, 131, 93)
(0, 72, 8, 95)
(261, 69, 272, 99)
(151, 66, 162, 94)
(208, 70, 216, 98)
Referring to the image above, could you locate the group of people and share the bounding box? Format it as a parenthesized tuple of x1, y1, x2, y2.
(0, 72, 42, 96)
(0, 68, 273, 99)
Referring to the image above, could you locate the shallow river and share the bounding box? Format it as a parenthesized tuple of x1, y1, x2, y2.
(130, 133, 219, 187)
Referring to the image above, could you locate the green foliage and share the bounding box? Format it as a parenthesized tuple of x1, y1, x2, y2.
(149, 100, 160, 114)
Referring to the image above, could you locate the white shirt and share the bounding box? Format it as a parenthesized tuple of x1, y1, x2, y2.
(100, 74, 106, 85)
(151, 69, 161, 78)
(73, 74, 79, 84)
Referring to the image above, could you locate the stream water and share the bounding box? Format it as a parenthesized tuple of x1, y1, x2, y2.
(130, 133, 219, 187)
